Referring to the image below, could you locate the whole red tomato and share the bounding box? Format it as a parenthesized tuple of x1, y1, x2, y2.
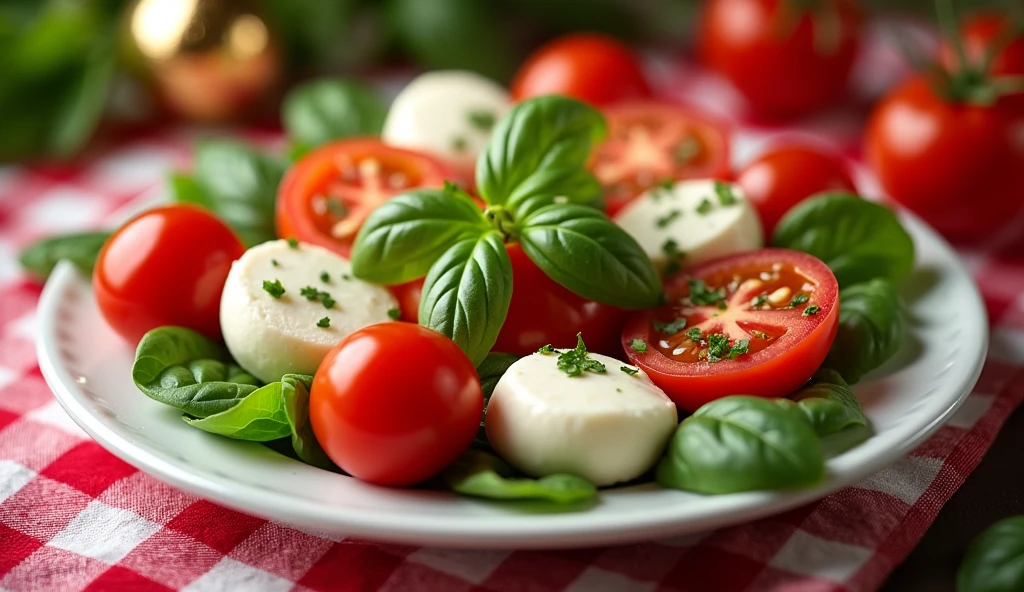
(93, 204, 244, 344)
(392, 245, 626, 356)
(699, 0, 862, 118)
(942, 12, 1024, 76)
(309, 323, 482, 486)
(511, 33, 651, 106)
(865, 76, 1024, 242)
(736, 145, 856, 236)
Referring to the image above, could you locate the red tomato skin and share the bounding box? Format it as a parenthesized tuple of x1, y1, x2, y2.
(622, 249, 839, 411)
(736, 145, 856, 236)
(699, 0, 862, 118)
(310, 323, 483, 486)
(392, 246, 626, 356)
(865, 76, 1024, 243)
(511, 33, 651, 106)
(93, 204, 245, 343)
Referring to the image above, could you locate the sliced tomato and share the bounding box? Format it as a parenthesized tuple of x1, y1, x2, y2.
(276, 139, 457, 258)
(591, 102, 731, 216)
(622, 249, 838, 411)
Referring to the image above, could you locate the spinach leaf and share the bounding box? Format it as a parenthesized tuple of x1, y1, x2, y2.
(132, 327, 260, 418)
(771, 193, 914, 287)
(351, 187, 489, 284)
(518, 204, 661, 309)
(19, 231, 110, 280)
(444, 450, 596, 504)
(282, 374, 336, 470)
(825, 278, 906, 384)
(282, 78, 387, 155)
(171, 140, 287, 247)
(476, 95, 606, 214)
(184, 379, 293, 441)
(419, 232, 512, 367)
(657, 396, 825, 494)
(788, 369, 868, 438)
(958, 516, 1024, 592)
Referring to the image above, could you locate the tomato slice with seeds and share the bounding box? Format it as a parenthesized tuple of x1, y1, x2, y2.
(591, 102, 731, 216)
(276, 139, 457, 258)
(622, 249, 838, 411)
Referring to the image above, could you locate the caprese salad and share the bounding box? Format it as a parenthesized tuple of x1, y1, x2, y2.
(23, 40, 915, 507)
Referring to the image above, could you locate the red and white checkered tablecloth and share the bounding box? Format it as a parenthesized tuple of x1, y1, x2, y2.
(3, 38, 1024, 590)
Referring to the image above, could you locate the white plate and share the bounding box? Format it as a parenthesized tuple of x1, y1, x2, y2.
(37, 211, 987, 549)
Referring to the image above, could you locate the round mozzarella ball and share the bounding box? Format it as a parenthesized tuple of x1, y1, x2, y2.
(485, 352, 678, 487)
(219, 239, 398, 383)
(614, 179, 763, 271)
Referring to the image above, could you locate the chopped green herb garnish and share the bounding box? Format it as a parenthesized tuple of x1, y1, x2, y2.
(788, 293, 810, 308)
(629, 338, 647, 352)
(341, 273, 351, 281)
(451, 136, 468, 152)
(673, 135, 700, 164)
(664, 260, 682, 276)
(317, 316, 330, 328)
(655, 209, 682, 229)
(728, 339, 750, 359)
(620, 365, 639, 376)
(387, 307, 401, 320)
(696, 198, 713, 215)
(706, 333, 730, 361)
(750, 329, 769, 339)
(714, 180, 738, 206)
(321, 295, 336, 309)
(555, 333, 606, 377)
(287, 237, 299, 249)
(300, 286, 335, 309)
(468, 110, 496, 131)
(752, 294, 768, 307)
(686, 327, 703, 341)
(652, 178, 675, 201)
(271, 259, 280, 267)
(262, 279, 285, 299)
(538, 344, 556, 354)
(688, 278, 727, 306)
(803, 305, 820, 316)
(653, 318, 687, 334)
(662, 239, 686, 260)
(326, 197, 348, 217)
(320, 271, 330, 283)
(616, 387, 623, 393)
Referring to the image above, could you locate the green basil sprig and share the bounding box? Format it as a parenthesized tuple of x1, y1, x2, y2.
(786, 369, 868, 438)
(657, 396, 825, 494)
(825, 279, 906, 384)
(444, 450, 597, 504)
(958, 516, 1024, 592)
(351, 96, 660, 364)
(19, 231, 110, 280)
(772, 193, 914, 288)
(184, 375, 308, 441)
(283, 374, 336, 470)
(282, 78, 388, 157)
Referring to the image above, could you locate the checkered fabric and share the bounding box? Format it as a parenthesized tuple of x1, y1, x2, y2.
(3, 40, 1024, 590)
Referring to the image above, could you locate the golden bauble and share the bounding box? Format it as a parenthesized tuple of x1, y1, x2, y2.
(123, 0, 281, 122)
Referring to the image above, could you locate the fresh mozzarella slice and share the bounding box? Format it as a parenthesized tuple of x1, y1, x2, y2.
(382, 70, 511, 169)
(614, 179, 763, 271)
(219, 239, 397, 383)
(485, 351, 678, 487)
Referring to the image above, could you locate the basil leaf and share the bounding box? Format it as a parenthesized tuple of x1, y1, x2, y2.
(657, 396, 825, 494)
(476, 95, 606, 213)
(282, 78, 387, 155)
(958, 516, 1024, 592)
(444, 450, 596, 504)
(282, 374, 336, 470)
(19, 231, 110, 280)
(132, 327, 261, 418)
(184, 379, 292, 441)
(518, 204, 661, 309)
(419, 232, 512, 367)
(771, 193, 914, 287)
(351, 188, 490, 284)
(474, 353, 520, 449)
(788, 369, 868, 438)
(171, 140, 287, 247)
(825, 279, 906, 384)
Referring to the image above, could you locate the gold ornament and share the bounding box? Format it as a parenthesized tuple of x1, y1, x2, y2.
(124, 0, 281, 122)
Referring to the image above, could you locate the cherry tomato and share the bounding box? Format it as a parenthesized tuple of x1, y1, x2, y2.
(309, 323, 483, 486)
(699, 0, 862, 118)
(591, 102, 731, 216)
(736, 144, 856, 237)
(94, 204, 244, 343)
(622, 249, 838, 411)
(394, 245, 626, 356)
(865, 76, 1024, 243)
(276, 139, 457, 259)
(511, 33, 651, 106)
(941, 12, 1024, 76)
